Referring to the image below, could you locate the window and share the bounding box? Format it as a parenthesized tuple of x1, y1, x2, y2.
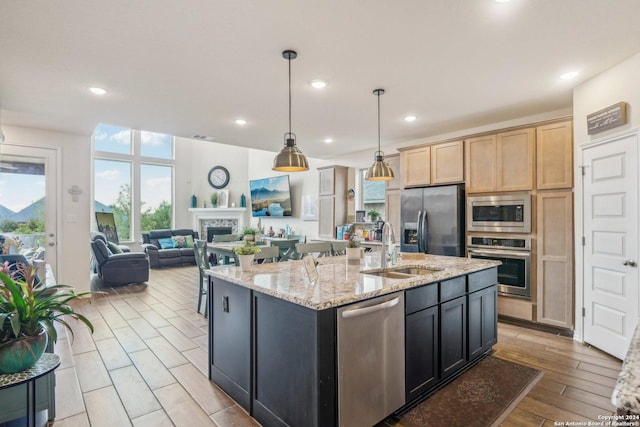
(93, 124, 174, 241)
(359, 169, 386, 221)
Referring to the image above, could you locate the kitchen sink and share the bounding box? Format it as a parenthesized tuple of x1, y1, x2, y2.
(362, 266, 442, 279)
(390, 267, 441, 275)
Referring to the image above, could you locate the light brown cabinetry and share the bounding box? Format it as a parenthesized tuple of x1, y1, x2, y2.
(536, 190, 573, 328)
(400, 141, 463, 188)
(536, 121, 573, 190)
(385, 189, 401, 241)
(385, 155, 402, 191)
(465, 128, 535, 193)
(318, 166, 348, 238)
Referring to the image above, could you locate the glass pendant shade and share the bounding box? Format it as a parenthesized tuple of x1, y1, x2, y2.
(273, 135, 309, 172)
(272, 49, 309, 172)
(366, 88, 394, 181)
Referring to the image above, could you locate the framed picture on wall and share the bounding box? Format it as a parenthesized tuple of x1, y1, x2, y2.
(217, 190, 229, 208)
(95, 212, 120, 244)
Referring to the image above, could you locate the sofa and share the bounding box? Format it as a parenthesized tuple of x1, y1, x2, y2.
(142, 229, 199, 268)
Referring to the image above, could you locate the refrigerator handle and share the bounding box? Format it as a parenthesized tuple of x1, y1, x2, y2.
(416, 210, 423, 253)
(422, 211, 429, 254)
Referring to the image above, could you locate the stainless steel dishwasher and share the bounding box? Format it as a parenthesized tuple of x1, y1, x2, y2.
(337, 292, 405, 427)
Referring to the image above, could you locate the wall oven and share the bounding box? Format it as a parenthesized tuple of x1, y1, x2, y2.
(467, 194, 531, 234)
(467, 236, 531, 298)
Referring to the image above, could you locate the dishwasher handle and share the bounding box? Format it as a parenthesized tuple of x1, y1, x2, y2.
(341, 297, 400, 319)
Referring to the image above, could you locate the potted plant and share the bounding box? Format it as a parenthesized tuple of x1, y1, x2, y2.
(0, 262, 95, 374)
(368, 209, 380, 222)
(234, 242, 261, 271)
(241, 226, 259, 242)
(210, 192, 218, 208)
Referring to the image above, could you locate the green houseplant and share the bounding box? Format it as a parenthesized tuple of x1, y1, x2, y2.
(210, 192, 218, 208)
(367, 209, 380, 222)
(234, 242, 261, 271)
(241, 226, 259, 242)
(0, 262, 95, 373)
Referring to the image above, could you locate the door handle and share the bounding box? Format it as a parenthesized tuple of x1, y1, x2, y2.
(623, 259, 638, 267)
(341, 297, 400, 319)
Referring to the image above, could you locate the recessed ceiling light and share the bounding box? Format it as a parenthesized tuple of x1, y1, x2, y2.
(89, 87, 107, 95)
(234, 119, 247, 125)
(404, 115, 417, 122)
(311, 80, 328, 89)
(324, 138, 333, 143)
(560, 71, 579, 80)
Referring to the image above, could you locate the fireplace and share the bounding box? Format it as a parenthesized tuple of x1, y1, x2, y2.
(189, 207, 247, 243)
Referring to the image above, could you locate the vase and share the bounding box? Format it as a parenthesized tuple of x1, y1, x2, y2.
(238, 254, 254, 271)
(346, 247, 362, 265)
(244, 234, 255, 242)
(0, 329, 48, 374)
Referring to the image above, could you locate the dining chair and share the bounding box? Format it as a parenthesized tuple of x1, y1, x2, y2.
(193, 239, 209, 317)
(331, 241, 349, 256)
(213, 233, 240, 243)
(295, 242, 333, 259)
(269, 239, 299, 261)
(252, 246, 281, 264)
(286, 234, 306, 243)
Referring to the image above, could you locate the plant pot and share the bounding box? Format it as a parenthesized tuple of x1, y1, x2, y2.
(244, 234, 255, 243)
(346, 247, 362, 265)
(0, 329, 48, 374)
(238, 254, 254, 271)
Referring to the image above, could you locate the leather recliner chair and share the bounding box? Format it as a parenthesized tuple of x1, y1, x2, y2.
(90, 233, 149, 286)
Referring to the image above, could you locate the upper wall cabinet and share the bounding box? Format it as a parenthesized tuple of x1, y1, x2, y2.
(536, 121, 573, 190)
(465, 128, 535, 193)
(385, 155, 402, 191)
(400, 141, 463, 188)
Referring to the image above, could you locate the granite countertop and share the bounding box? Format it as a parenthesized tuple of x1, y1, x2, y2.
(612, 324, 640, 414)
(205, 254, 500, 310)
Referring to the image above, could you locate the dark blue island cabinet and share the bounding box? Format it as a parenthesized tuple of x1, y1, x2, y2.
(208, 266, 497, 427)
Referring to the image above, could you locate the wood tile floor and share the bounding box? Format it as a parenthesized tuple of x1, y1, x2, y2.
(49, 266, 621, 426)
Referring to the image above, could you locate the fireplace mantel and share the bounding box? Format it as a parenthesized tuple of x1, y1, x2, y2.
(189, 208, 247, 240)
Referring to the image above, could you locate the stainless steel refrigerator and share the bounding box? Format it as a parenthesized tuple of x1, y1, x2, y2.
(400, 184, 465, 256)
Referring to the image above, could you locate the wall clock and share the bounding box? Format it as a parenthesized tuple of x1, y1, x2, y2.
(208, 166, 230, 189)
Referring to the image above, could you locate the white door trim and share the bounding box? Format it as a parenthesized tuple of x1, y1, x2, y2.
(0, 142, 62, 276)
(575, 127, 639, 344)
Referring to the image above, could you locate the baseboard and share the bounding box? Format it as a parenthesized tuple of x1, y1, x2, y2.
(498, 315, 574, 338)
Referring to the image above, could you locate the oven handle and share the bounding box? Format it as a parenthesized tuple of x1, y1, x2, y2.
(467, 248, 531, 259)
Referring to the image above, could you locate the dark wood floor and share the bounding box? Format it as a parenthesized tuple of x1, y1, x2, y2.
(55, 266, 620, 426)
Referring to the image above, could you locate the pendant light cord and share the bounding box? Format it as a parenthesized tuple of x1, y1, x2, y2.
(288, 55, 292, 136)
(377, 91, 381, 153)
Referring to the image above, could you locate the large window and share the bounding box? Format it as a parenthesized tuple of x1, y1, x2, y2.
(93, 124, 174, 241)
(359, 169, 386, 221)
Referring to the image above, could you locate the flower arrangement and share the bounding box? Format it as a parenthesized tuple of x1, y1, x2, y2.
(234, 242, 262, 255)
(0, 262, 94, 345)
(346, 225, 364, 248)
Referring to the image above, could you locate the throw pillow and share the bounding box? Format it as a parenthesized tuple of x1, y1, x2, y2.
(157, 237, 175, 249)
(172, 235, 186, 248)
(107, 242, 123, 254)
(184, 235, 194, 248)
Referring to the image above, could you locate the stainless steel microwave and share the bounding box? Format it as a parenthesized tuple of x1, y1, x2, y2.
(466, 194, 531, 233)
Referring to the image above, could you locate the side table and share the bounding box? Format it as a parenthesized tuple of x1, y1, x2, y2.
(0, 353, 61, 427)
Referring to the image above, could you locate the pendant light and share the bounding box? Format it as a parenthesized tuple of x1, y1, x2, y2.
(273, 50, 309, 172)
(366, 89, 394, 181)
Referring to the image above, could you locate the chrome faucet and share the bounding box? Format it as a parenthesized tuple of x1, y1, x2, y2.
(381, 222, 395, 269)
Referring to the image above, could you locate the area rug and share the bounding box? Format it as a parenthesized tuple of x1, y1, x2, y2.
(385, 355, 543, 427)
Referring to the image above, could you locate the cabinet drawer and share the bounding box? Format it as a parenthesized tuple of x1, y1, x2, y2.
(440, 276, 466, 302)
(468, 268, 497, 293)
(406, 283, 438, 314)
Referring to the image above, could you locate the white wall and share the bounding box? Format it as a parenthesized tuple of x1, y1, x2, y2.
(3, 125, 92, 292)
(572, 51, 640, 342)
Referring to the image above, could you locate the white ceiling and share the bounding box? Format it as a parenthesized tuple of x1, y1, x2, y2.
(1, 0, 640, 159)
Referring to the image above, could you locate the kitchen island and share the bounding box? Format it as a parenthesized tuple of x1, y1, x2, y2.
(207, 254, 500, 427)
